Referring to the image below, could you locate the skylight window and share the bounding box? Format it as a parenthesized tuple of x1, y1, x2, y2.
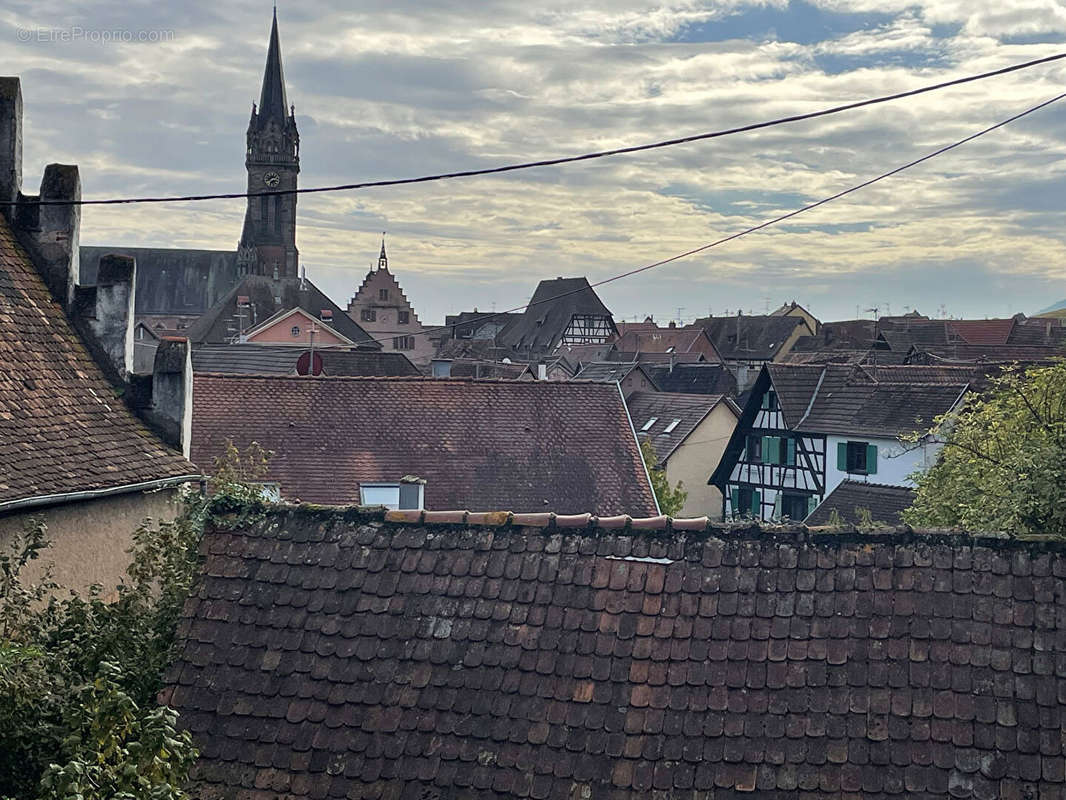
(663, 418, 682, 434)
(640, 417, 658, 431)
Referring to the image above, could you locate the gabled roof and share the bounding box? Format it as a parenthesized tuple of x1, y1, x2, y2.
(946, 318, 1016, 345)
(0, 214, 197, 507)
(498, 277, 615, 353)
(696, 315, 808, 361)
(189, 376, 657, 515)
(763, 364, 969, 438)
(805, 479, 916, 526)
(643, 363, 738, 396)
(190, 344, 418, 376)
(615, 327, 722, 361)
(182, 275, 380, 348)
(627, 391, 738, 465)
(572, 361, 659, 387)
(241, 306, 357, 344)
(166, 508, 1066, 800)
(443, 311, 521, 339)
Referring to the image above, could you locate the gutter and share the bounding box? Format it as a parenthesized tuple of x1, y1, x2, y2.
(0, 474, 203, 515)
(617, 382, 661, 516)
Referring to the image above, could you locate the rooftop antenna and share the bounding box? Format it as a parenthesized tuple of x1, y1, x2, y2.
(763, 296, 770, 314)
(864, 306, 879, 321)
(676, 306, 685, 325)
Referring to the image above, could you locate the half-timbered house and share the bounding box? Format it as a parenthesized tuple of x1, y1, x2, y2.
(497, 277, 617, 356)
(709, 363, 970, 522)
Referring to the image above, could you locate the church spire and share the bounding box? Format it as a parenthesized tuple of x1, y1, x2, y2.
(378, 233, 388, 270)
(256, 7, 289, 126)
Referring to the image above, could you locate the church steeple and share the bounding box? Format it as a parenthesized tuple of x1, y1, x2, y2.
(378, 234, 388, 270)
(256, 8, 288, 127)
(237, 8, 300, 279)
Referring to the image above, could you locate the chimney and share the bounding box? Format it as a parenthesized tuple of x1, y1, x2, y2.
(0, 77, 22, 213)
(0, 79, 79, 307)
(150, 337, 193, 456)
(73, 254, 136, 379)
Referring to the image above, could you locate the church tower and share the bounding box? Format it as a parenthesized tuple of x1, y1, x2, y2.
(237, 9, 300, 278)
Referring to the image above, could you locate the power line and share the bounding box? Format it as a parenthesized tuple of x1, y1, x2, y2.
(8, 52, 1065, 208)
(326, 90, 1065, 351)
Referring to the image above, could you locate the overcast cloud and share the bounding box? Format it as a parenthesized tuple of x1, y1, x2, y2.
(3, 0, 1066, 322)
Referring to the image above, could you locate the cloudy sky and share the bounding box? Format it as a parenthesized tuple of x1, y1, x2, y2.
(4, 0, 1066, 323)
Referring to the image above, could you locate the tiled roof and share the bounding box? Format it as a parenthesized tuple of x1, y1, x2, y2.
(183, 276, 380, 348)
(446, 359, 528, 379)
(643, 363, 738, 396)
(165, 507, 1066, 800)
(615, 328, 721, 360)
(189, 376, 657, 515)
(572, 362, 658, 387)
(912, 344, 1065, 364)
(498, 277, 615, 354)
(805, 480, 917, 526)
(190, 344, 419, 376)
(696, 315, 807, 361)
(947, 319, 1016, 346)
(766, 364, 969, 438)
(627, 391, 735, 465)
(0, 214, 197, 505)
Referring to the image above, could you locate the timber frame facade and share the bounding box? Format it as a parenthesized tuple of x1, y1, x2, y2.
(714, 368, 824, 521)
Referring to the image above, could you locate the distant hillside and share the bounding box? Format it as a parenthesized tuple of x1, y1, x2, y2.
(1036, 299, 1066, 318)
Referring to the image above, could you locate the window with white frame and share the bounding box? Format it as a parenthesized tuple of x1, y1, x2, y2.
(359, 483, 424, 510)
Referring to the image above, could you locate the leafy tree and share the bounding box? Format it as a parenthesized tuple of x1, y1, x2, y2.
(903, 361, 1066, 536)
(639, 437, 688, 517)
(0, 441, 273, 799)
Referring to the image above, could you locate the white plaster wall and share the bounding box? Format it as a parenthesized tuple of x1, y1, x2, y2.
(824, 435, 941, 492)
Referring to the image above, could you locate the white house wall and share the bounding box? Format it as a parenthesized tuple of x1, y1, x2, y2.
(824, 435, 942, 491)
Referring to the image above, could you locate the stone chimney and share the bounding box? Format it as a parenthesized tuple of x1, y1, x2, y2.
(150, 337, 193, 456)
(73, 254, 136, 378)
(0, 78, 22, 211)
(1, 77, 81, 310)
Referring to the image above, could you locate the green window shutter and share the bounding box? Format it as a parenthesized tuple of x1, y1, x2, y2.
(837, 442, 847, 472)
(786, 438, 796, 466)
(761, 436, 771, 464)
(866, 444, 878, 475)
(807, 495, 819, 517)
(731, 488, 740, 516)
(751, 491, 761, 517)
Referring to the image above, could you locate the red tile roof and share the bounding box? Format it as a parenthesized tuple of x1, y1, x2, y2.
(0, 213, 196, 505)
(189, 375, 657, 515)
(947, 319, 1016, 345)
(165, 507, 1066, 800)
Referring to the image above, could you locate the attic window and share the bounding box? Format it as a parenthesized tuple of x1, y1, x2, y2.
(640, 417, 658, 432)
(666, 346, 675, 353)
(663, 418, 682, 434)
(360, 483, 424, 510)
(291, 325, 300, 337)
(320, 309, 333, 321)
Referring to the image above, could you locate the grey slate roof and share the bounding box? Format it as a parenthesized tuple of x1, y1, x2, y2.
(764, 364, 969, 438)
(498, 277, 615, 354)
(806, 480, 917, 526)
(643, 363, 738, 397)
(697, 315, 807, 361)
(572, 362, 658, 387)
(627, 391, 735, 465)
(190, 344, 418, 376)
(79, 246, 239, 316)
(182, 276, 380, 348)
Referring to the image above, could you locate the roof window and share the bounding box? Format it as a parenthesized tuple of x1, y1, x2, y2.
(640, 417, 658, 431)
(663, 418, 682, 434)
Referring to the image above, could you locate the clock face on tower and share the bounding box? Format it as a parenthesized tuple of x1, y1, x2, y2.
(263, 172, 281, 187)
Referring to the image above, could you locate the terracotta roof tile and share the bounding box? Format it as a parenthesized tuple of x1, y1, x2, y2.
(189, 376, 657, 515)
(169, 509, 1066, 800)
(0, 213, 196, 504)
